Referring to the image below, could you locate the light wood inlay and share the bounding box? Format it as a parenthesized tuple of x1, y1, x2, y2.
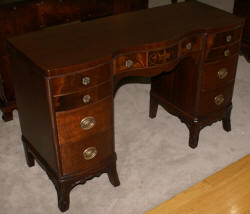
(146, 154, 250, 214)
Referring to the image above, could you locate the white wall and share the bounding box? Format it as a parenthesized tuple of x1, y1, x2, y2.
(149, 0, 234, 13)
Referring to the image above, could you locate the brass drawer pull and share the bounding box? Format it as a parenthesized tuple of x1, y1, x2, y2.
(82, 95, 91, 104)
(217, 68, 228, 79)
(224, 49, 230, 57)
(125, 59, 134, 68)
(82, 77, 90, 86)
(83, 147, 97, 160)
(226, 35, 232, 43)
(214, 94, 225, 106)
(80, 116, 96, 130)
(186, 42, 192, 50)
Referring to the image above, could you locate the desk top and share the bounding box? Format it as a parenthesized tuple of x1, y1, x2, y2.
(8, 1, 244, 75)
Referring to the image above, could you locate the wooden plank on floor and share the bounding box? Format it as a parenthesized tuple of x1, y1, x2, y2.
(145, 154, 250, 214)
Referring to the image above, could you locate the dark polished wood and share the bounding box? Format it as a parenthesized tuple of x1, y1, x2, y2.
(201, 56, 238, 91)
(56, 97, 113, 145)
(22, 135, 119, 212)
(53, 81, 112, 112)
(60, 128, 114, 175)
(7, 2, 244, 212)
(205, 42, 241, 62)
(234, 0, 250, 62)
(51, 63, 112, 95)
(207, 27, 242, 49)
(0, 0, 148, 121)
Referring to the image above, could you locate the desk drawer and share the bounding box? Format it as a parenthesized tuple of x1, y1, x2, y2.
(205, 42, 240, 62)
(180, 35, 202, 56)
(148, 45, 178, 66)
(53, 81, 112, 112)
(56, 97, 113, 145)
(198, 83, 234, 116)
(202, 56, 238, 91)
(60, 129, 113, 175)
(207, 28, 242, 49)
(51, 64, 111, 96)
(113, 52, 146, 74)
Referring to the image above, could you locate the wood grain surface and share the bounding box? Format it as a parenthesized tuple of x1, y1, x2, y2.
(145, 154, 250, 214)
(7, 1, 244, 74)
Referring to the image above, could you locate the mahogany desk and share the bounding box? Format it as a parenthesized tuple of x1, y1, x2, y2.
(7, 1, 244, 212)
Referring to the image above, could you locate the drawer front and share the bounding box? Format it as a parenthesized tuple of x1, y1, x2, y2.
(148, 45, 178, 66)
(207, 28, 242, 49)
(202, 56, 238, 91)
(51, 63, 111, 96)
(114, 52, 146, 74)
(60, 129, 114, 175)
(56, 97, 113, 145)
(53, 81, 112, 112)
(198, 83, 234, 116)
(180, 35, 202, 56)
(205, 42, 240, 62)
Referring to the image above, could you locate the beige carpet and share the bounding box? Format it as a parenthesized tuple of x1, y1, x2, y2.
(1, 1, 250, 213)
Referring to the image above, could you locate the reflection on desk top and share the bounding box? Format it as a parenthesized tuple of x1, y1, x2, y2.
(7, 1, 244, 75)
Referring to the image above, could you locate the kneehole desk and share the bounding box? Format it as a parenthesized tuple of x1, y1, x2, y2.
(7, 1, 244, 212)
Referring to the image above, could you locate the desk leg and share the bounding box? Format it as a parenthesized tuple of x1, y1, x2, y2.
(149, 94, 159, 118)
(54, 162, 120, 212)
(22, 137, 35, 167)
(56, 182, 71, 212)
(0, 100, 16, 122)
(187, 122, 201, 149)
(222, 107, 232, 132)
(108, 163, 120, 187)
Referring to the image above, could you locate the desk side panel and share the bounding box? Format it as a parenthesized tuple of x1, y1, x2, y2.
(8, 48, 59, 175)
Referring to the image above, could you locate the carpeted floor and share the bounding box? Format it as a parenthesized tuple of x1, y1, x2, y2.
(1, 2, 250, 214)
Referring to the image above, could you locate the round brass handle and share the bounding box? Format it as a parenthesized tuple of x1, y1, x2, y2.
(217, 68, 228, 79)
(83, 147, 97, 160)
(125, 59, 134, 68)
(224, 49, 230, 57)
(82, 77, 90, 86)
(214, 94, 225, 106)
(186, 42, 192, 50)
(82, 95, 91, 104)
(226, 35, 232, 43)
(80, 116, 96, 130)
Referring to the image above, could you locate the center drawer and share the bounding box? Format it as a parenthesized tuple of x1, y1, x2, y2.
(56, 97, 113, 145)
(180, 35, 202, 56)
(113, 52, 147, 74)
